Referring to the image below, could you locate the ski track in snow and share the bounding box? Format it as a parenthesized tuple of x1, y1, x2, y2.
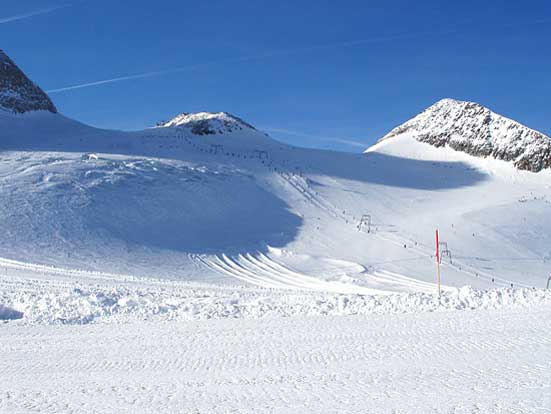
(2, 307, 551, 413)
(200, 252, 388, 295)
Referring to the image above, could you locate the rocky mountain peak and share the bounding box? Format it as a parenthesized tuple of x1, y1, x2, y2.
(379, 98, 551, 172)
(0, 49, 57, 114)
(159, 112, 256, 135)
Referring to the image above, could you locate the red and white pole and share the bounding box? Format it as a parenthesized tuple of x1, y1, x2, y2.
(436, 229, 441, 297)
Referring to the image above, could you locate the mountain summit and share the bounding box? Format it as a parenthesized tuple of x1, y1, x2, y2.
(0, 49, 57, 114)
(377, 98, 551, 172)
(159, 112, 256, 135)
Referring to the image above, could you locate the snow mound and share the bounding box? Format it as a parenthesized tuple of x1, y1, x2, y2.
(377, 98, 551, 172)
(0, 49, 57, 114)
(159, 111, 256, 135)
(4, 275, 551, 325)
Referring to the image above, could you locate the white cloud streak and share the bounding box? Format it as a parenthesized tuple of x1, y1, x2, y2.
(263, 127, 368, 149)
(46, 69, 179, 93)
(0, 4, 68, 25)
(46, 57, 261, 93)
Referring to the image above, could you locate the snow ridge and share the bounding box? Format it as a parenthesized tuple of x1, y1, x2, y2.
(159, 111, 257, 135)
(379, 98, 551, 172)
(4, 273, 551, 325)
(0, 49, 57, 114)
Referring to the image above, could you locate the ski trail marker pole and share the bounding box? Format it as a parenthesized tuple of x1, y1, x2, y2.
(436, 229, 441, 297)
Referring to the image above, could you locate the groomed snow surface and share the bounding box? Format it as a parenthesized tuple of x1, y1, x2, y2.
(3, 301, 551, 413)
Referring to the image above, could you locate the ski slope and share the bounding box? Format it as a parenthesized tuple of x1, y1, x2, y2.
(1, 108, 550, 301)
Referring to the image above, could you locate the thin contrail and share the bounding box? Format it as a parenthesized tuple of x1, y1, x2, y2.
(47, 57, 262, 93)
(0, 4, 68, 24)
(46, 17, 551, 94)
(47, 69, 181, 93)
(263, 127, 368, 149)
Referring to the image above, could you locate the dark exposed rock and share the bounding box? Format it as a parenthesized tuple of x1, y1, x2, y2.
(0, 49, 57, 114)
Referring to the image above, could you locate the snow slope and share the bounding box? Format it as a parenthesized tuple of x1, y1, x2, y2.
(1, 103, 551, 303)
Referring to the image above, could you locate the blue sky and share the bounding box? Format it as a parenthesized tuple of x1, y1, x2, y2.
(2, 0, 550, 151)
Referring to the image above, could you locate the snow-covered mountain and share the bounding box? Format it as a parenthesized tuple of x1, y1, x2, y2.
(376, 98, 551, 172)
(1, 53, 551, 299)
(0, 50, 57, 114)
(160, 111, 257, 135)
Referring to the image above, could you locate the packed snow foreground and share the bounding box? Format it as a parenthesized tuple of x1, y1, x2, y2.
(2, 50, 551, 412)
